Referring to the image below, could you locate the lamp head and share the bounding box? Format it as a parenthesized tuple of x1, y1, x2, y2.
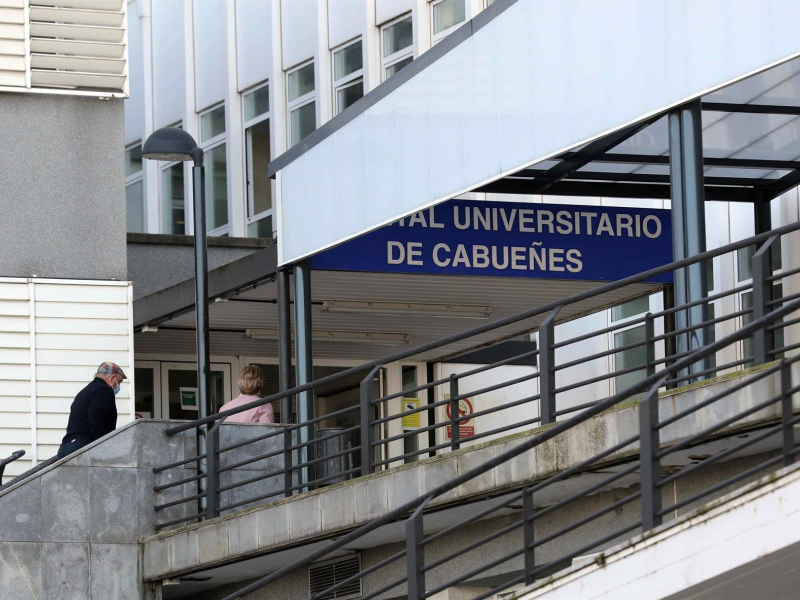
(142, 127, 199, 162)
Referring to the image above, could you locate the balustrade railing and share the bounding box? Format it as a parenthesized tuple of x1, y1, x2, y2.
(152, 222, 800, 535)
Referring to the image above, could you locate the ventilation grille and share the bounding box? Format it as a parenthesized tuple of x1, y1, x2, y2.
(0, 0, 127, 94)
(309, 555, 362, 600)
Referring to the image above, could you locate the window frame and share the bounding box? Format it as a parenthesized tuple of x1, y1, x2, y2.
(286, 59, 317, 147)
(160, 159, 187, 235)
(198, 103, 230, 237)
(242, 81, 274, 237)
(331, 37, 364, 116)
(381, 13, 414, 82)
(608, 296, 651, 396)
(737, 243, 785, 363)
(430, 0, 467, 45)
(125, 140, 145, 233)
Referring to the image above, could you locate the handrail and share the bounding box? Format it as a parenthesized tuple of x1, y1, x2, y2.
(220, 295, 800, 600)
(165, 218, 800, 435)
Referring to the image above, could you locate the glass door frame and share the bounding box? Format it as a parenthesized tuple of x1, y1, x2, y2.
(159, 361, 233, 419)
(134, 360, 163, 419)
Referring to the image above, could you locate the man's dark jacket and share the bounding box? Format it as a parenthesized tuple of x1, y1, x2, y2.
(61, 377, 118, 443)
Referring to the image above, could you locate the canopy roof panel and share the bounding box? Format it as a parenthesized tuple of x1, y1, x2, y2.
(270, 0, 800, 266)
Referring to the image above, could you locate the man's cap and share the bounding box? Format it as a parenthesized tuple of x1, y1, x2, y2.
(97, 362, 127, 379)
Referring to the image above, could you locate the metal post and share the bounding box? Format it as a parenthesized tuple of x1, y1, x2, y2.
(669, 101, 709, 380)
(406, 502, 427, 600)
(754, 192, 772, 235)
(522, 487, 535, 585)
(205, 419, 222, 519)
(639, 379, 664, 532)
(449, 375, 461, 451)
(662, 285, 678, 389)
(294, 260, 314, 489)
(538, 306, 561, 425)
(359, 365, 381, 477)
(277, 268, 294, 497)
(752, 236, 776, 365)
(780, 359, 795, 467)
(190, 148, 212, 517)
(645, 313, 656, 378)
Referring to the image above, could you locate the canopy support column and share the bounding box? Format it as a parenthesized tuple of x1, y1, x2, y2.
(294, 260, 314, 490)
(277, 267, 294, 496)
(669, 100, 710, 380)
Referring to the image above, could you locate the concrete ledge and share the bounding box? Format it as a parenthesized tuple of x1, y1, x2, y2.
(141, 361, 799, 581)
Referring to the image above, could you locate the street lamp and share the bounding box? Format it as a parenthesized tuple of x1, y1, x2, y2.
(142, 127, 210, 421)
(142, 127, 212, 515)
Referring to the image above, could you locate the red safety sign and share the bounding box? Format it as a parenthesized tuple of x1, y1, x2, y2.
(446, 397, 475, 439)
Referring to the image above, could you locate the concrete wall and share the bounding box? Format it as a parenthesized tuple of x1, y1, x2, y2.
(127, 234, 273, 300)
(0, 94, 126, 281)
(0, 419, 291, 600)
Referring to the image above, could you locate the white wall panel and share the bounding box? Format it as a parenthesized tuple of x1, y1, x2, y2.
(281, 0, 316, 70)
(328, 0, 363, 48)
(236, 0, 271, 91)
(152, 0, 185, 128)
(125, 0, 145, 145)
(375, 0, 414, 25)
(277, 0, 800, 265)
(193, 0, 227, 111)
(0, 279, 134, 484)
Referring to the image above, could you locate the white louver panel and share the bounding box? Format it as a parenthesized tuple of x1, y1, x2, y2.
(0, 0, 26, 87)
(0, 0, 127, 95)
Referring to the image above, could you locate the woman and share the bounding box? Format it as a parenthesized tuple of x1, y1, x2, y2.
(219, 365, 275, 423)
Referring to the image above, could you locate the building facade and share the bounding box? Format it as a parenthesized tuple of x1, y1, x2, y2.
(123, 0, 800, 450)
(0, 0, 133, 482)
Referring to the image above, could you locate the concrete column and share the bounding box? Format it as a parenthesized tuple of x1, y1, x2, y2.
(293, 260, 314, 487)
(669, 100, 709, 379)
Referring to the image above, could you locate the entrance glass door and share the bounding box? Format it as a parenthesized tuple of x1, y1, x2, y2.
(160, 362, 232, 420)
(134, 361, 162, 419)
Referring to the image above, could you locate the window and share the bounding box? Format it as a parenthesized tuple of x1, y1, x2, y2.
(431, 0, 466, 44)
(287, 61, 316, 146)
(125, 142, 144, 233)
(381, 14, 413, 81)
(332, 39, 364, 115)
(199, 104, 229, 235)
(200, 104, 225, 142)
(161, 162, 185, 234)
(614, 325, 647, 393)
(737, 242, 782, 281)
(611, 294, 649, 393)
(611, 296, 649, 322)
(741, 283, 784, 361)
(243, 83, 273, 238)
(737, 240, 783, 361)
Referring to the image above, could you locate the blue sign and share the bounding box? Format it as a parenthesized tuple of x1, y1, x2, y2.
(311, 199, 672, 283)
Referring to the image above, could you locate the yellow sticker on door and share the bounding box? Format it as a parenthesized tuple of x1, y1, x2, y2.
(402, 398, 420, 428)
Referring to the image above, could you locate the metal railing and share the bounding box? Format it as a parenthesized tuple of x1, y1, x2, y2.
(152, 221, 800, 532)
(0, 450, 24, 482)
(222, 279, 800, 600)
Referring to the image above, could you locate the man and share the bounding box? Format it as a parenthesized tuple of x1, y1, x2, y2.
(57, 362, 127, 458)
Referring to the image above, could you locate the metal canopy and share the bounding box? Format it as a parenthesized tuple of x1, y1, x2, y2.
(269, 0, 800, 266)
(482, 60, 800, 203)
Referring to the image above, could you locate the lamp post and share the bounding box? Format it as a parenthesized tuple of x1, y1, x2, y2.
(142, 127, 211, 515)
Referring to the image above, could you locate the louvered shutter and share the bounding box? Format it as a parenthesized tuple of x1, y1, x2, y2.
(0, 0, 127, 95)
(309, 554, 362, 600)
(0, 0, 26, 87)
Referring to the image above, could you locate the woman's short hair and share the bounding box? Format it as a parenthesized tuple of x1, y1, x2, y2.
(238, 365, 265, 396)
